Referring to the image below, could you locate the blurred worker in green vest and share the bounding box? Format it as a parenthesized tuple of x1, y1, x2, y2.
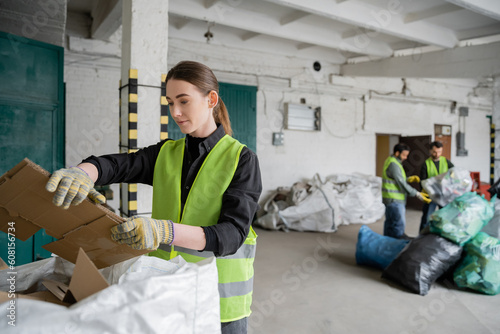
(382, 143, 431, 239)
(419, 140, 454, 231)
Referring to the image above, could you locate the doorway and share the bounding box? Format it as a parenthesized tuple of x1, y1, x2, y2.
(375, 134, 431, 210)
(375, 134, 399, 177)
(434, 124, 452, 160)
(401, 135, 432, 210)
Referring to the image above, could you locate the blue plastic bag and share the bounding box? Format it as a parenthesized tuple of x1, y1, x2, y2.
(430, 192, 495, 246)
(355, 225, 409, 270)
(454, 232, 500, 295)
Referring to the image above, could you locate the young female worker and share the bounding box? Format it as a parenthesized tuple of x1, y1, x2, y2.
(46, 61, 262, 333)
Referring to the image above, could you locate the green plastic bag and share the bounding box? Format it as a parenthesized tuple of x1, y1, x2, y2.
(453, 232, 500, 295)
(430, 192, 495, 246)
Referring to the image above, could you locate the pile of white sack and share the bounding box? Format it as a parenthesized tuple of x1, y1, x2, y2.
(0, 255, 221, 334)
(256, 173, 385, 232)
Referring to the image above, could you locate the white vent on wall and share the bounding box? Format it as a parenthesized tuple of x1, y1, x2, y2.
(284, 103, 321, 131)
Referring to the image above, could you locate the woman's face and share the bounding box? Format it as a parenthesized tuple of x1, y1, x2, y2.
(166, 79, 218, 138)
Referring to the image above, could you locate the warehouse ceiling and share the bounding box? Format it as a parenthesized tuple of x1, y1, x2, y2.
(66, 0, 500, 78)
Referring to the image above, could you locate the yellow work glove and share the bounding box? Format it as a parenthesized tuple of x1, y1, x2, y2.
(46, 167, 106, 209)
(407, 175, 420, 183)
(416, 192, 432, 204)
(110, 216, 174, 250)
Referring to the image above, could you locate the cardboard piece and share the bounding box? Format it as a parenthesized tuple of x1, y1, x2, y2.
(43, 248, 110, 304)
(0, 257, 7, 271)
(0, 248, 110, 306)
(42, 279, 68, 301)
(0, 158, 148, 268)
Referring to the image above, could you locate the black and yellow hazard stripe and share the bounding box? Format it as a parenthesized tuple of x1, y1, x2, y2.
(127, 69, 138, 216)
(128, 69, 138, 151)
(119, 78, 122, 213)
(160, 74, 169, 140)
(491, 123, 495, 185)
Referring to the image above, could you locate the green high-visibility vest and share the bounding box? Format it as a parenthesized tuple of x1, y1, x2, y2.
(149, 134, 257, 323)
(425, 156, 448, 178)
(382, 156, 406, 201)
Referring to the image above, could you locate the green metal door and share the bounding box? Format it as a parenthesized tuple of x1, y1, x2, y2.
(0, 32, 65, 265)
(167, 82, 257, 152)
(219, 83, 257, 153)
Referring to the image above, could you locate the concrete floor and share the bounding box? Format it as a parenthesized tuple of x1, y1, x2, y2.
(249, 209, 500, 334)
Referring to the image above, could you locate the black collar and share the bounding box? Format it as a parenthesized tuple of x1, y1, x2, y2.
(185, 123, 226, 154)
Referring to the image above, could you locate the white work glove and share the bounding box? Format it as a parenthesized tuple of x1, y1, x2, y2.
(110, 216, 174, 250)
(46, 167, 105, 209)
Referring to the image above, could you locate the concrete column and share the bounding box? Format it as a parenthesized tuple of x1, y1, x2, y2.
(493, 76, 500, 185)
(120, 0, 169, 217)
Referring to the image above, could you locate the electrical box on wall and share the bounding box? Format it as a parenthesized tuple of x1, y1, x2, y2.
(272, 132, 284, 146)
(457, 132, 468, 156)
(284, 103, 321, 131)
(457, 107, 468, 156)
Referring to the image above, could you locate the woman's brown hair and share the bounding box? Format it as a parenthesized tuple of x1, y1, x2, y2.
(165, 61, 232, 136)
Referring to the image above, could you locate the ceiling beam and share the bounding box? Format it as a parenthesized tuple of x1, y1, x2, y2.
(173, 17, 191, 30)
(404, 4, 463, 24)
(341, 27, 377, 40)
(446, 0, 500, 21)
(297, 42, 314, 50)
(262, 0, 459, 48)
(341, 29, 359, 40)
(280, 10, 309, 26)
(168, 21, 346, 64)
(169, 0, 393, 57)
(66, 11, 92, 38)
(67, 36, 121, 57)
(204, 0, 220, 9)
(340, 42, 500, 79)
(91, 0, 122, 40)
(457, 23, 500, 40)
(241, 32, 261, 41)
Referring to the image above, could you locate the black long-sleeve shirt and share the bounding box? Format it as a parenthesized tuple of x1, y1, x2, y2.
(82, 124, 262, 257)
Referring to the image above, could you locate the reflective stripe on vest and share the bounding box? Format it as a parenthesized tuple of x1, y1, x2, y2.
(170, 242, 257, 261)
(149, 134, 256, 323)
(382, 156, 406, 201)
(425, 156, 448, 178)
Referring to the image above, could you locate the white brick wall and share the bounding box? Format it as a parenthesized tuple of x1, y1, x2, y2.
(64, 65, 121, 210)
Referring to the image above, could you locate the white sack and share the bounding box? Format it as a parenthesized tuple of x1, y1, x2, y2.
(326, 173, 385, 226)
(0, 255, 221, 334)
(279, 179, 340, 233)
(255, 188, 291, 231)
(0, 256, 74, 293)
(256, 173, 384, 232)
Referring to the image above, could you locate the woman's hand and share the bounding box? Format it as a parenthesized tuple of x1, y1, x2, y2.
(46, 167, 105, 209)
(110, 217, 174, 250)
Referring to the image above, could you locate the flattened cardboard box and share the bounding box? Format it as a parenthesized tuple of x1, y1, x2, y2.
(0, 158, 148, 268)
